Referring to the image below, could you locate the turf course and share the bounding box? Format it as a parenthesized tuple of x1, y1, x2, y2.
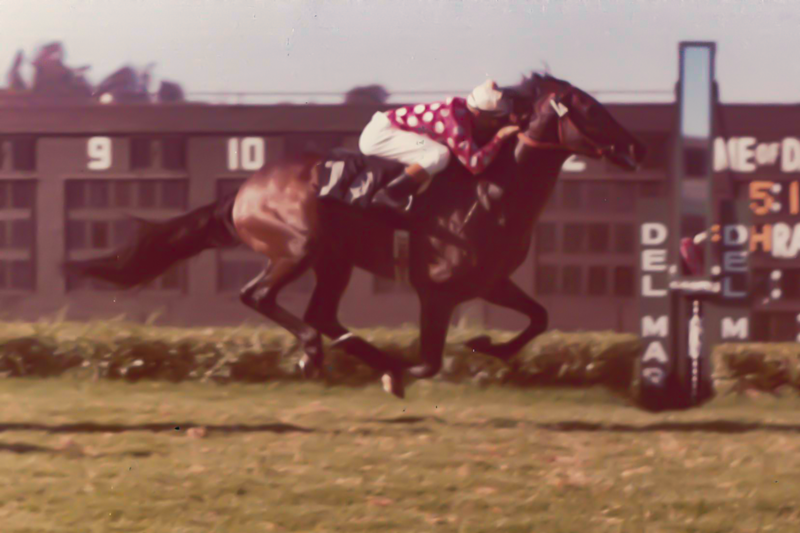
(1, 378, 800, 532)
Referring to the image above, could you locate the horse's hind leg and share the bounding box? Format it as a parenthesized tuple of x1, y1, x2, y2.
(465, 277, 548, 361)
(240, 254, 324, 375)
(302, 254, 406, 398)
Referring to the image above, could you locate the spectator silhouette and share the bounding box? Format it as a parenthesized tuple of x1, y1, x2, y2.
(31, 42, 92, 98)
(7, 50, 27, 91)
(344, 84, 389, 105)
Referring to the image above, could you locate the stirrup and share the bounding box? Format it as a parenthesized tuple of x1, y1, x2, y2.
(372, 190, 414, 213)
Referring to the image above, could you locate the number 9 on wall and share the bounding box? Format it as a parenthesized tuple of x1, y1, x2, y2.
(87, 137, 112, 170)
(228, 137, 265, 171)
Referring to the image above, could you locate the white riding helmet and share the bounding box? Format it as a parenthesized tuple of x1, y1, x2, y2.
(466, 79, 510, 116)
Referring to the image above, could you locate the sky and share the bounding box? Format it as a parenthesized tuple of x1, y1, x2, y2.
(0, 0, 798, 105)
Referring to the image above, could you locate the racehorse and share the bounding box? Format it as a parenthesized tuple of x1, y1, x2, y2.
(65, 73, 647, 399)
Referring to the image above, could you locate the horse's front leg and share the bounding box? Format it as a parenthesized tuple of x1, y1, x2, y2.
(408, 293, 456, 379)
(465, 277, 548, 361)
(303, 254, 407, 399)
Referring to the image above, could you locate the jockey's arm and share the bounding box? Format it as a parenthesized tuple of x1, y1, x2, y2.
(451, 131, 508, 176)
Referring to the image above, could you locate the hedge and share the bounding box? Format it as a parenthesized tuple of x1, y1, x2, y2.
(0, 318, 795, 401)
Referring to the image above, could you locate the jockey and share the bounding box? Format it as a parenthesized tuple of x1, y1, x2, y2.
(359, 79, 520, 213)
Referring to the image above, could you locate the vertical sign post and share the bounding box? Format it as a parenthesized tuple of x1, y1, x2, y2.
(637, 42, 719, 411)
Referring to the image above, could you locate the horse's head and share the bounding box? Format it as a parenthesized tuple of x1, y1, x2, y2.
(502, 73, 647, 171)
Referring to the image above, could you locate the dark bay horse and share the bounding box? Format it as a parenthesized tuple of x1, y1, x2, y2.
(65, 74, 646, 398)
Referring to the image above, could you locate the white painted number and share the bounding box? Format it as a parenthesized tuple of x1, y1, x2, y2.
(87, 137, 112, 170)
(227, 137, 265, 171)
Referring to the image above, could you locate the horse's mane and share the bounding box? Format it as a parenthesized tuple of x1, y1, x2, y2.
(510, 71, 571, 100)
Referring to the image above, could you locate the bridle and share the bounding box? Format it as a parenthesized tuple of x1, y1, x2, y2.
(515, 87, 613, 160)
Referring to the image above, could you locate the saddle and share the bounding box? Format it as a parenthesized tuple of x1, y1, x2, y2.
(315, 148, 504, 221)
(314, 149, 506, 272)
(315, 149, 405, 209)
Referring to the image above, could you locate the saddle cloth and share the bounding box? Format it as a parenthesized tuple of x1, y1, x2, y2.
(315, 149, 404, 209)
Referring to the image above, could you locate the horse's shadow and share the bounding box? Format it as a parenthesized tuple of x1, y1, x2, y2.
(3, 417, 799, 456)
(536, 419, 800, 434)
(371, 415, 800, 434)
(0, 421, 312, 435)
(0, 441, 156, 457)
(0, 421, 313, 455)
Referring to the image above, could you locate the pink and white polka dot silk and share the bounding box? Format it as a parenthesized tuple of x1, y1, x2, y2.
(385, 97, 505, 176)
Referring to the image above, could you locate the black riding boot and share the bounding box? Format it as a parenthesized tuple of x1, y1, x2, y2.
(371, 172, 420, 213)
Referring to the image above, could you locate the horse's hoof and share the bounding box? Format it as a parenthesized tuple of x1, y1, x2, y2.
(465, 335, 494, 354)
(408, 364, 438, 379)
(297, 353, 322, 380)
(381, 370, 405, 399)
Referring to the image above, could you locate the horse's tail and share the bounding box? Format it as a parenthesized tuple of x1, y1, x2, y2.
(63, 194, 241, 288)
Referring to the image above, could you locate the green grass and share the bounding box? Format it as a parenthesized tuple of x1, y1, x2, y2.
(2, 378, 800, 532)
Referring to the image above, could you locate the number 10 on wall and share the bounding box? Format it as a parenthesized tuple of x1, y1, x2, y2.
(227, 137, 265, 171)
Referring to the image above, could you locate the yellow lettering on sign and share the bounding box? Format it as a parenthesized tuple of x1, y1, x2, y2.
(749, 181, 774, 216)
(750, 224, 772, 253)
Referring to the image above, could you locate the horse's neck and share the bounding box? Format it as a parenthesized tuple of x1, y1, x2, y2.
(504, 148, 569, 230)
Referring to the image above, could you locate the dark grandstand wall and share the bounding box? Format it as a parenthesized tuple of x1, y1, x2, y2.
(0, 102, 797, 333)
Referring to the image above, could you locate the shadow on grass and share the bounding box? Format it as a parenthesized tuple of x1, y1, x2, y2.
(0, 441, 154, 457)
(0, 442, 52, 454)
(370, 415, 800, 434)
(0, 421, 313, 435)
(368, 415, 447, 425)
(539, 420, 800, 434)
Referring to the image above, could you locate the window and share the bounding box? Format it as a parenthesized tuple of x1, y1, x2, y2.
(162, 137, 187, 170)
(536, 223, 557, 254)
(64, 179, 189, 291)
(612, 182, 636, 212)
(586, 182, 613, 211)
(139, 181, 157, 208)
(88, 181, 110, 208)
(613, 266, 635, 297)
(66, 180, 186, 210)
(114, 181, 132, 207)
(563, 223, 584, 254)
(752, 312, 799, 342)
(130, 137, 187, 170)
(0, 180, 36, 290)
(614, 224, 635, 254)
(130, 138, 152, 169)
(535, 264, 558, 295)
(562, 265, 582, 295)
(587, 223, 610, 253)
(639, 181, 662, 198)
(560, 181, 583, 210)
(587, 266, 607, 295)
(11, 138, 36, 171)
(783, 269, 800, 300)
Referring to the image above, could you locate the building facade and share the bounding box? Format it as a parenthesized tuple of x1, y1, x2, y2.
(0, 101, 797, 335)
